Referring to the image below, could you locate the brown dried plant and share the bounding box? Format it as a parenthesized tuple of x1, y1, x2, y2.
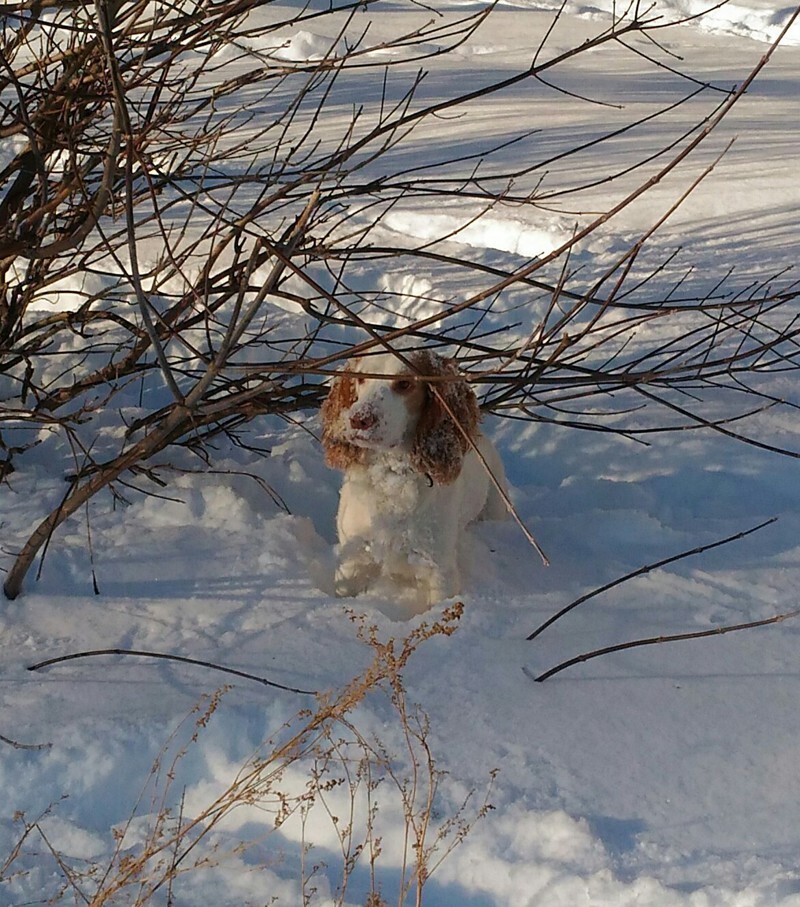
(3, 605, 493, 905)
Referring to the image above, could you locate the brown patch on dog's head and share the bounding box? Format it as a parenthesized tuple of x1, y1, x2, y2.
(409, 351, 480, 485)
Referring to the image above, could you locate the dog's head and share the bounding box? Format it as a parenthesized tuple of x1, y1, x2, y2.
(320, 350, 480, 484)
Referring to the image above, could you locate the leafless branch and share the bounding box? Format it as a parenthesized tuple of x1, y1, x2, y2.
(530, 609, 800, 682)
(527, 517, 778, 641)
(27, 647, 317, 695)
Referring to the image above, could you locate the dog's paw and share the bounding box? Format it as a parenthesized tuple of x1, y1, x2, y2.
(334, 560, 377, 597)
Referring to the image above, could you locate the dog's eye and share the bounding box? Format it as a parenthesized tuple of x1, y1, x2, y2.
(392, 379, 414, 394)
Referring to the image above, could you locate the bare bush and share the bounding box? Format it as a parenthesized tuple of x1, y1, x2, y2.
(2, 0, 800, 598)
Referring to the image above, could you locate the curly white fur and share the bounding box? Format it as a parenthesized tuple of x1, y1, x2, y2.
(321, 350, 507, 612)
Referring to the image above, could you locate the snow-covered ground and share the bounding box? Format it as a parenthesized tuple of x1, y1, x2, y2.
(3, 1, 800, 904)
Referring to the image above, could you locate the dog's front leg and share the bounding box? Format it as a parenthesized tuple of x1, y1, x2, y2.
(335, 476, 381, 597)
(335, 539, 379, 597)
(406, 537, 459, 609)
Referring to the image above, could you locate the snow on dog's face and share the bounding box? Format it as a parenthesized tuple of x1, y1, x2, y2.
(341, 353, 427, 450)
(321, 349, 481, 485)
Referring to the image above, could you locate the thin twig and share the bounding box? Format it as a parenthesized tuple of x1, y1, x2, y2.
(530, 609, 800, 682)
(526, 517, 777, 640)
(0, 732, 52, 751)
(28, 648, 317, 695)
(99, 0, 185, 405)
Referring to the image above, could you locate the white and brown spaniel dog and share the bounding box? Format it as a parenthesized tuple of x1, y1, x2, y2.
(321, 349, 507, 612)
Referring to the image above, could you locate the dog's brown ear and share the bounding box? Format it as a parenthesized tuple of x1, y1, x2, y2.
(321, 362, 366, 470)
(410, 351, 480, 485)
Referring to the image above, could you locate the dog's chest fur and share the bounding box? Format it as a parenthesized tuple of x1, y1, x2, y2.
(351, 455, 428, 518)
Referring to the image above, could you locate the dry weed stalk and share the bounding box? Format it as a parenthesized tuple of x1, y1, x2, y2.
(4, 605, 492, 905)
